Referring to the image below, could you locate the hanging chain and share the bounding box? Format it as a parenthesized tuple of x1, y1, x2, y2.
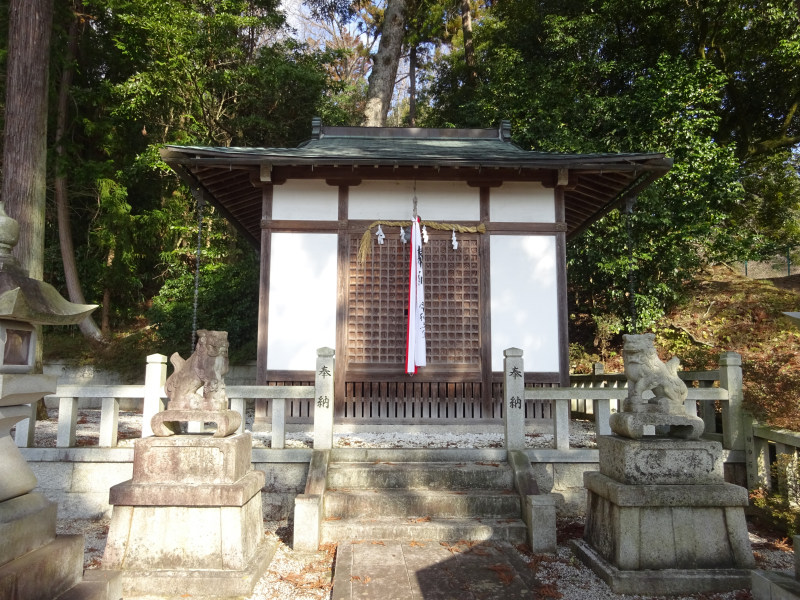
(412, 180, 418, 219)
(625, 196, 638, 333)
(191, 191, 206, 351)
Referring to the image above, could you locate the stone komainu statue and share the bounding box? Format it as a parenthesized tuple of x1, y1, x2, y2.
(622, 332, 688, 415)
(610, 332, 703, 439)
(152, 329, 240, 437)
(165, 330, 230, 412)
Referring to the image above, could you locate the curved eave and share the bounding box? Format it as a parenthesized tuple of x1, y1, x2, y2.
(161, 147, 672, 250)
(161, 146, 671, 172)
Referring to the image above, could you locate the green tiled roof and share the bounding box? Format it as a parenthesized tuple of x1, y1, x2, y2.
(161, 121, 672, 248)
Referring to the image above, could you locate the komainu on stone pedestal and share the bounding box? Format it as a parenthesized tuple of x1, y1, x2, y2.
(151, 330, 241, 437)
(573, 333, 754, 596)
(609, 333, 704, 440)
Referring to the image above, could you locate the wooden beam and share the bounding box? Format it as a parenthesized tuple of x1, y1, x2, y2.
(486, 222, 567, 234)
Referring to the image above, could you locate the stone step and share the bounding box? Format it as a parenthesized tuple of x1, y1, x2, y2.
(327, 461, 514, 491)
(320, 516, 528, 545)
(54, 571, 123, 600)
(324, 489, 521, 519)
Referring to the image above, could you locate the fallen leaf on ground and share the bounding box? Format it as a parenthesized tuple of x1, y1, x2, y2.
(487, 563, 514, 585)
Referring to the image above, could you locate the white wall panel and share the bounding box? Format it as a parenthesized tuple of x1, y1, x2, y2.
(272, 180, 338, 221)
(490, 182, 555, 223)
(349, 180, 479, 221)
(490, 235, 559, 371)
(267, 233, 337, 370)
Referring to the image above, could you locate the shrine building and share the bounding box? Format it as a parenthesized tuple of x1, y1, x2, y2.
(161, 119, 671, 428)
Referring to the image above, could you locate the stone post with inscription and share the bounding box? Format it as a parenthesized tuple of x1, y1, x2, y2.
(503, 348, 525, 450)
(314, 347, 335, 450)
(572, 334, 754, 596)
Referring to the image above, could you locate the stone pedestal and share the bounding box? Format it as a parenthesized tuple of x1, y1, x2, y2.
(572, 436, 754, 595)
(102, 433, 276, 599)
(0, 379, 119, 600)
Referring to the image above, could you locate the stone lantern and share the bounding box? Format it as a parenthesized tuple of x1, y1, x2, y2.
(0, 202, 106, 599)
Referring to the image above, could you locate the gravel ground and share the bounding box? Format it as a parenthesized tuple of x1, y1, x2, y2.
(56, 514, 794, 600)
(20, 407, 599, 449)
(18, 409, 795, 599)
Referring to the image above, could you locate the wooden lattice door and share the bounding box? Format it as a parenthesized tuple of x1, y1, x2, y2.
(343, 232, 486, 421)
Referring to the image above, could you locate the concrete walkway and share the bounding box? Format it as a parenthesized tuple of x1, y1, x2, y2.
(331, 539, 539, 600)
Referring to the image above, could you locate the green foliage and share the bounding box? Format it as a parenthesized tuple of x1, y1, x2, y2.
(423, 0, 800, 330)
(148, 245, 260, 358)
(33, 0, 341, 349)
(591, 313, 622, 362)
(568, 342, 600, 375)
(750, 454, 800, 538)
(731, 151, 800, 260)
(569, 56, 742, 330)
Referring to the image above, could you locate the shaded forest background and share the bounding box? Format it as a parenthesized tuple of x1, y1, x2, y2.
(0, 0, 799, 423)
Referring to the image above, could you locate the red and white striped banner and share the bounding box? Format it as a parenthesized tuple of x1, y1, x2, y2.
(406, 216, 426, 374)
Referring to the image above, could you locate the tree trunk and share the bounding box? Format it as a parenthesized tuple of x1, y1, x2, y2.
(55, 3, 105, 343)
(1, 0, 53, 281)
(461, 0, 477, 85)
(101, 246, 115, 337)
(2, 0, 53, 387)
(363, 0, 407, 126)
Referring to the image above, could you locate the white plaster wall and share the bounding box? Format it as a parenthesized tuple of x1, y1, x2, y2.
(272, 180, 338, 221)
(349, 181, 480, 221)
(267, 233, 337, 370)
(490, 235, 559, 372)
(490, 182, 555, 223)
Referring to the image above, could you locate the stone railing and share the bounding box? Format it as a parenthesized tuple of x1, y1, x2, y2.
(746, 423, 800, 494)
(14, 348, 335, 450)
(15, 347, 746, 460)
(503, 349, 746, 453)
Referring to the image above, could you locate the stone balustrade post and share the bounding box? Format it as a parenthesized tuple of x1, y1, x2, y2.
(57, 397, 78, 447)
(503, 348, 525, 450)
(700, 396, 717, 434)
(775, 443, 800, 505)
(313, 347, 335, 450)
(99, 397, 119, 447)
(592, 362, 612, 436)
(12, 402, 36, 447)
(230, 398, 246, 434)
(272, 398, 286, 449)
(142, 354, 167, 438)
(719, 352, 744, 451)
(744, 418, 770, 491)
(554, 398, 570, 450)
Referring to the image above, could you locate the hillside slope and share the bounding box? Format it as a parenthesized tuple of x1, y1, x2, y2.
(659, 266, 800, 429)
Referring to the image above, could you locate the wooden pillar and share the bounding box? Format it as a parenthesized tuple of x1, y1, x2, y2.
(554, 186, 569, 387)
(479, 187, 493, 417)
(334, 185, 348, 417)
(254, 184, 273, 431)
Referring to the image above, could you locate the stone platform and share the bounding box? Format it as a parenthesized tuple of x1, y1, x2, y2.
(102, 433, 274, 599)
(574, 436, 754, 595)
(332, 539, 538, 600)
